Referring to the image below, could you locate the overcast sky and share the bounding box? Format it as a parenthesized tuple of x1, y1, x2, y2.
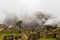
(0, 0, 60, 16)
(0, 0, 60, 24)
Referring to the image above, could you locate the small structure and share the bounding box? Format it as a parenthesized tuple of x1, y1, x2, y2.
(40, 24, 57, 38)
(14, 36, 22, 40)
(3, 35, 22, 40)
(4, 36, 14, 40)
(44, 25, 53, 31)
(0, 24, 8, 32)
(28, 32, 40, 40)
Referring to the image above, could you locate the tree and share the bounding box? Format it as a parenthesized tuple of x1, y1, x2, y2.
(16, 21, 23, 29)
(16, 21, 23, 33)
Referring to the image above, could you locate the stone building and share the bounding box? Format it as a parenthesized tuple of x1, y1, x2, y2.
(0, 24, 8, 32)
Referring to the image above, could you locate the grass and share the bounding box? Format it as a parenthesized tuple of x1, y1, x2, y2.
(38, 38, 58, 40)
(0, 32, 58, 40)
(0, 32, 23, 40)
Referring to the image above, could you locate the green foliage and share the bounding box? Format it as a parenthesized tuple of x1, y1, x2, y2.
(38, 38, 58, 40)
(0, 32, 23, 40)
(16, 21, 23, 28)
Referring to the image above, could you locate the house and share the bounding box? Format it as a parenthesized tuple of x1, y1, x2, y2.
(0, 24, 8, 32)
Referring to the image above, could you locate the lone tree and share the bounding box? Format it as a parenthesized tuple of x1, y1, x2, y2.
(16, 21, 23, 31)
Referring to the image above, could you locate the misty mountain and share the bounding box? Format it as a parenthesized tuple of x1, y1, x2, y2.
(21, 11, 53, 30)
(3, 13, 18, 26)
(0, 11, 60, 29)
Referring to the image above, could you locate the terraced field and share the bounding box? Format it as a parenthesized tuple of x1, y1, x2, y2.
(0, 32, 22, 40)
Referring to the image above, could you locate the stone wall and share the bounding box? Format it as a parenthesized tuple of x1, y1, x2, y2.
(3, 35, 22, 40)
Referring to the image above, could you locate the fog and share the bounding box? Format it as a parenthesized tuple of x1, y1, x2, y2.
(0, 0, 60, 26)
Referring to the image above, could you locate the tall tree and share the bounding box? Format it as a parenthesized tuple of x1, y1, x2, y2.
(16, 21, 23, 29)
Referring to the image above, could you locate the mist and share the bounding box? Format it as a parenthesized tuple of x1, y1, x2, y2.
(0, 0, 60, 27)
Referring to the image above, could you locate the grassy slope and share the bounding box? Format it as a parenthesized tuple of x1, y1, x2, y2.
(0, 32, 22, 40)
(38, 38, 58, 40)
